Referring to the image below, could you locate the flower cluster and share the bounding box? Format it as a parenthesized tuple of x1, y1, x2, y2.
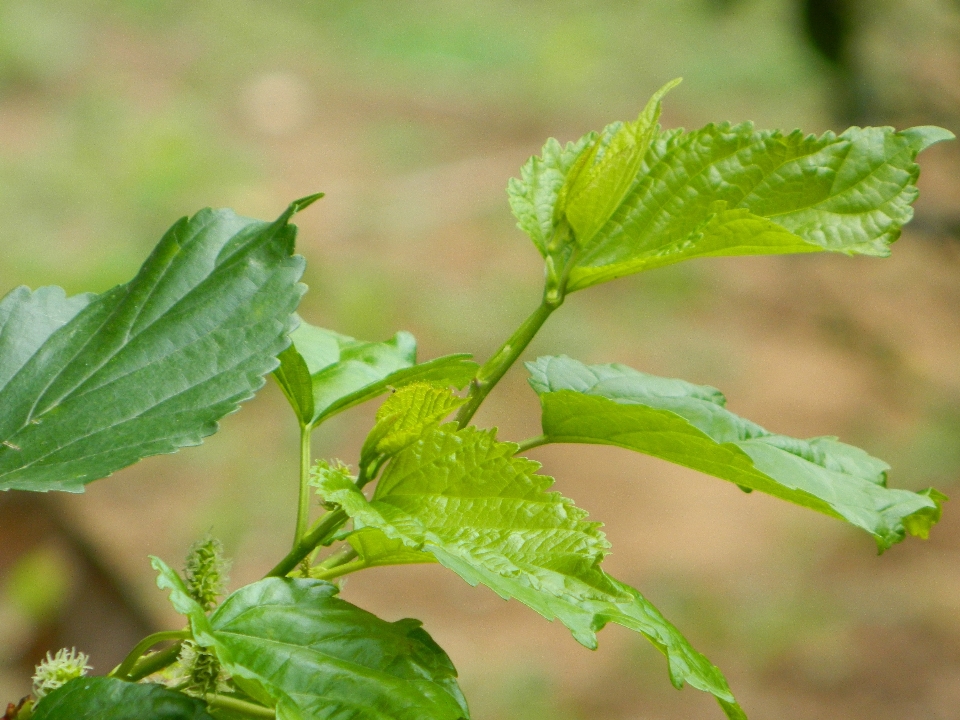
(31, 647, 91, 699)
(184, 536, 230, 612)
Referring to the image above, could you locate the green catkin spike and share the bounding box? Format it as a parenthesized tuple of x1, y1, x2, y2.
(176, 640, 228, 698)
(183, 536, 230, 612)
(177, 536, 232, 697)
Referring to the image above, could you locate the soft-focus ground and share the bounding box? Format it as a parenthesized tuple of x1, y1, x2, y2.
(1, 2, 959, 718)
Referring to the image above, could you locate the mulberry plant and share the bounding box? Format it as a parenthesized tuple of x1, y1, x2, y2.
(0, 81, 952, 719)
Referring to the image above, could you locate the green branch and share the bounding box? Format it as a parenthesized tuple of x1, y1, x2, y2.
(267, 508, 348, 578)
(456, 299, 560, 428)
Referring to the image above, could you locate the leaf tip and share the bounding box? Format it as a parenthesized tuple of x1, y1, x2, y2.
(903, 487, 948, 540)
(901, 125, 955, 153)
(290, 192, 325, 214)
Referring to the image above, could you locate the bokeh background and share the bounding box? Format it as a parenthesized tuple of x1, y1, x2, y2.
(1, 1, 959, 718)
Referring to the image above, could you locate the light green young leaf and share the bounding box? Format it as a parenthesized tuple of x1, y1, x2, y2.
(31, 677, 215, 720)
(154, 558, 468, 720)
(561, 78, 681, 248)
(566, 123, 953, 290)
(527, 356, 946, 551)
(0, 196, 318, 493)
(507, 135, 592, 260)
(361, 382, 467, 461)
(509, 84, 953, 294)
(274, 318, 477, 427)
(315, 425, 744, 718)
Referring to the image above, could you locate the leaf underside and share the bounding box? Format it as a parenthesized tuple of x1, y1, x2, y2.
(315, 423, 743, 717)
(527, 355, 945, 551)
(31, 677, 215, 720)
(274, 318, 478, 427)
(153, 558, 468, 720)
(509, 108, 953, 291)
(0, 203, 309, 493)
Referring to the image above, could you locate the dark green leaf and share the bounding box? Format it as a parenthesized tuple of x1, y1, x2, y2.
(527, 356, 946, 550)
(153, 558, 468, 720)
(274, 318, 477, 427)
(0, 198, 314, 493)
(31, 677, 214, 720)
(314, 422, 743, 717)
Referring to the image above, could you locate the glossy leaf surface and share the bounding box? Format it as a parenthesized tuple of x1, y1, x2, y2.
(314, 422, 743, 717)
(274, 318, 477, 427)
(31, 677, 214, 720)
(0, 198, 315, 493)
(527, 356, 945, 550)
(153, 558, 467, 720)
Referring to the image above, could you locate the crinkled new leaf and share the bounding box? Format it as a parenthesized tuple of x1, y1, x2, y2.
(527, 356, 945, 551)
(0, 197, 317, 493)
(508, 83, 953, 293)
(313, 417, 744, 718)
(361, 382, 467, 462)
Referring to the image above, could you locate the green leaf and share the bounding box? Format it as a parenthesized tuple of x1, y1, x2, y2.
(274, 318, 478, 427)
(153, 558, 468, 720)
(31, 677, 214, 720)
(0, 199, 312, 493)
(567, 123, 954, 290)
(509, 87, 953, 293)
(361, 382, 467, 462)
(507, 136, 591, 261)
(561, 78, 681, 248)
(527, 356, 946, 551)
(314, 424, 744, 717)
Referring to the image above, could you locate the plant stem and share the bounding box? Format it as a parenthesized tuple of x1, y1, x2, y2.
(312, 557, 367, 582)
(267, 508, 348, 578)
(293, 423, 313, 550)
(317, 544, 359, 570)
(126, 642, 184, 681)
(456, 299, 560, 428)
(206, 694, 276, 718)
(110, 630, 190, 680)
(515, 435, 549, 453)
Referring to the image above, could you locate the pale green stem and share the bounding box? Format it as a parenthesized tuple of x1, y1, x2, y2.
(515, 435, 549, 454)
(110, 630, 190, 680)
(293, 423, 313, 550)
(206, 694, 276, 718)
(312, 558, 368, 582)
(456, 299, 560, 428)
(317, 545, 359, 570)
